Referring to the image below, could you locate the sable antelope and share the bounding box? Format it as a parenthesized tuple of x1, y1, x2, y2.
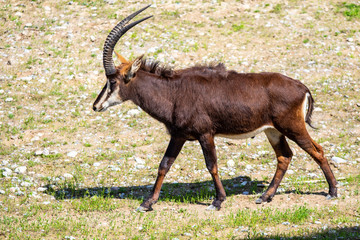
(93, 5, 337, 211)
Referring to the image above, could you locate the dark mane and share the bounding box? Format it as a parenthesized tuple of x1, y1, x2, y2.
(140, 58, 174, 78)
(140, 59, 230, 81)
(178, 62, 229, 81)
(194, 62, 229, 78)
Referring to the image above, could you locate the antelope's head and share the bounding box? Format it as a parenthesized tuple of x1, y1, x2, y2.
(93, 5, 152, 112)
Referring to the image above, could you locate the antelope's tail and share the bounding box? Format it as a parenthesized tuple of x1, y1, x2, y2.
(305, 91, 316, 129)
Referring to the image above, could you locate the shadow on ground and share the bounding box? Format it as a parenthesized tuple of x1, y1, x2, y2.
(45, 176, 330, 205)
(251, 226, 360, 240)
(45, 176, 268, 204)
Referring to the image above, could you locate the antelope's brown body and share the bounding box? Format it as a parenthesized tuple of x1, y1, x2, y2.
(93, 5, 338, 211)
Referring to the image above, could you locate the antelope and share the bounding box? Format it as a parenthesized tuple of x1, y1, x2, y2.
(93, 5, 337, 211)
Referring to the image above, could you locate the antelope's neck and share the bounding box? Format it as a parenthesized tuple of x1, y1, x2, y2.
(129, 73, 176, 125)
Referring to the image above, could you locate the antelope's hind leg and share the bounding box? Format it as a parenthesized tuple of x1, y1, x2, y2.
(290, 132, 338, 198)
(256, 128, 293, 204)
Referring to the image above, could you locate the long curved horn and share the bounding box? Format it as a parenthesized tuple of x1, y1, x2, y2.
(103, 4, 152, 76)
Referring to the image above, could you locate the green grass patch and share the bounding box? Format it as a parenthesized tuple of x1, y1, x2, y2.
(337, 2, 360, 20)
(228, 205, 313, 227)
(71, 196, 119, 212)
(232, 23, 244, 32)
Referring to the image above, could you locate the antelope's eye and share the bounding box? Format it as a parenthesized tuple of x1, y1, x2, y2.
(109, 79, 117, 84)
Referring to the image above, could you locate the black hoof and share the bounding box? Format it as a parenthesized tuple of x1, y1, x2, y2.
(206, 204, 220, 211)
(326, 194, 337, 200)
(256, 195, 273, 204)
(255, 198, 263, 204)
(136, 206, 153, 212)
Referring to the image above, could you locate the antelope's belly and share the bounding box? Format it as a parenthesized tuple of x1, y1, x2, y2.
(216, 125, 274, 139)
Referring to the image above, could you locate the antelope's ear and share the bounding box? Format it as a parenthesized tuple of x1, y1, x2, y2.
(124, 55, 143, 83)
(114, 51, 129, 64)
(130, 55, 143, 73)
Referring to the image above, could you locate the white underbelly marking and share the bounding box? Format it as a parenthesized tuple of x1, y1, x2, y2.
(216, 125, 274, 140)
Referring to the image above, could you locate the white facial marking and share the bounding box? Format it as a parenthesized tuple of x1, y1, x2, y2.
(95, 80, 123, 112)
(105, 86, 123, 107)
(93, 80, 110, 111)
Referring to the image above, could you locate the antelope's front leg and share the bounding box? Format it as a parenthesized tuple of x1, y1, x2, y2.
(199, 133, 226, 210)
(137, 137, 185, 212)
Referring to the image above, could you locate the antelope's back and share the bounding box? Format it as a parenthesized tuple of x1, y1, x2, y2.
(176, 71, 309, 135)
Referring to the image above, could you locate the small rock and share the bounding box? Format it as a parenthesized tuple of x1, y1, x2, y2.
(14, 166, 27, 174)
(227, 160, 235, 168)
(104, 0, 116, 4)
(93, 162, 101, 167)
(31, 136, 40, 141)
(282, 221, 290, 225)
(135, 165, 145, 169)
(64, 173, 73, 179)
(314, 220, 322, 224)
(64, 236, 76, 240)
(242, 191, 249, 195)
(258, 150, 269, 156)
(308, 173, 318, 178)
(331, 156, 347, 164)
(108, 165, 120, 171)
(34, 150, 43, 156)
(314, 107, 323, 112)
(67, 151, 78, 158)
(0, 190, 5, 194)
(42, 149, 50, 156)
(90, 36, 96, 42)
(127, 109, 141, 116)
(147, 47, 159, 53)
(5, 97, 13, 102)
(9, 187, 20, 193)
(1, 168, 12, 177)
(287, 170, 294, 174)
(37, 187, 47, 192)
(15, 191, 25, 196)
(245, 165, 253, 170)
(110, 187, 119, 192)
(21, 181, 32, 187)
(1, 160, 9, 165)
(134, 157, 145, 165)
(241, 181, 247, 186)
